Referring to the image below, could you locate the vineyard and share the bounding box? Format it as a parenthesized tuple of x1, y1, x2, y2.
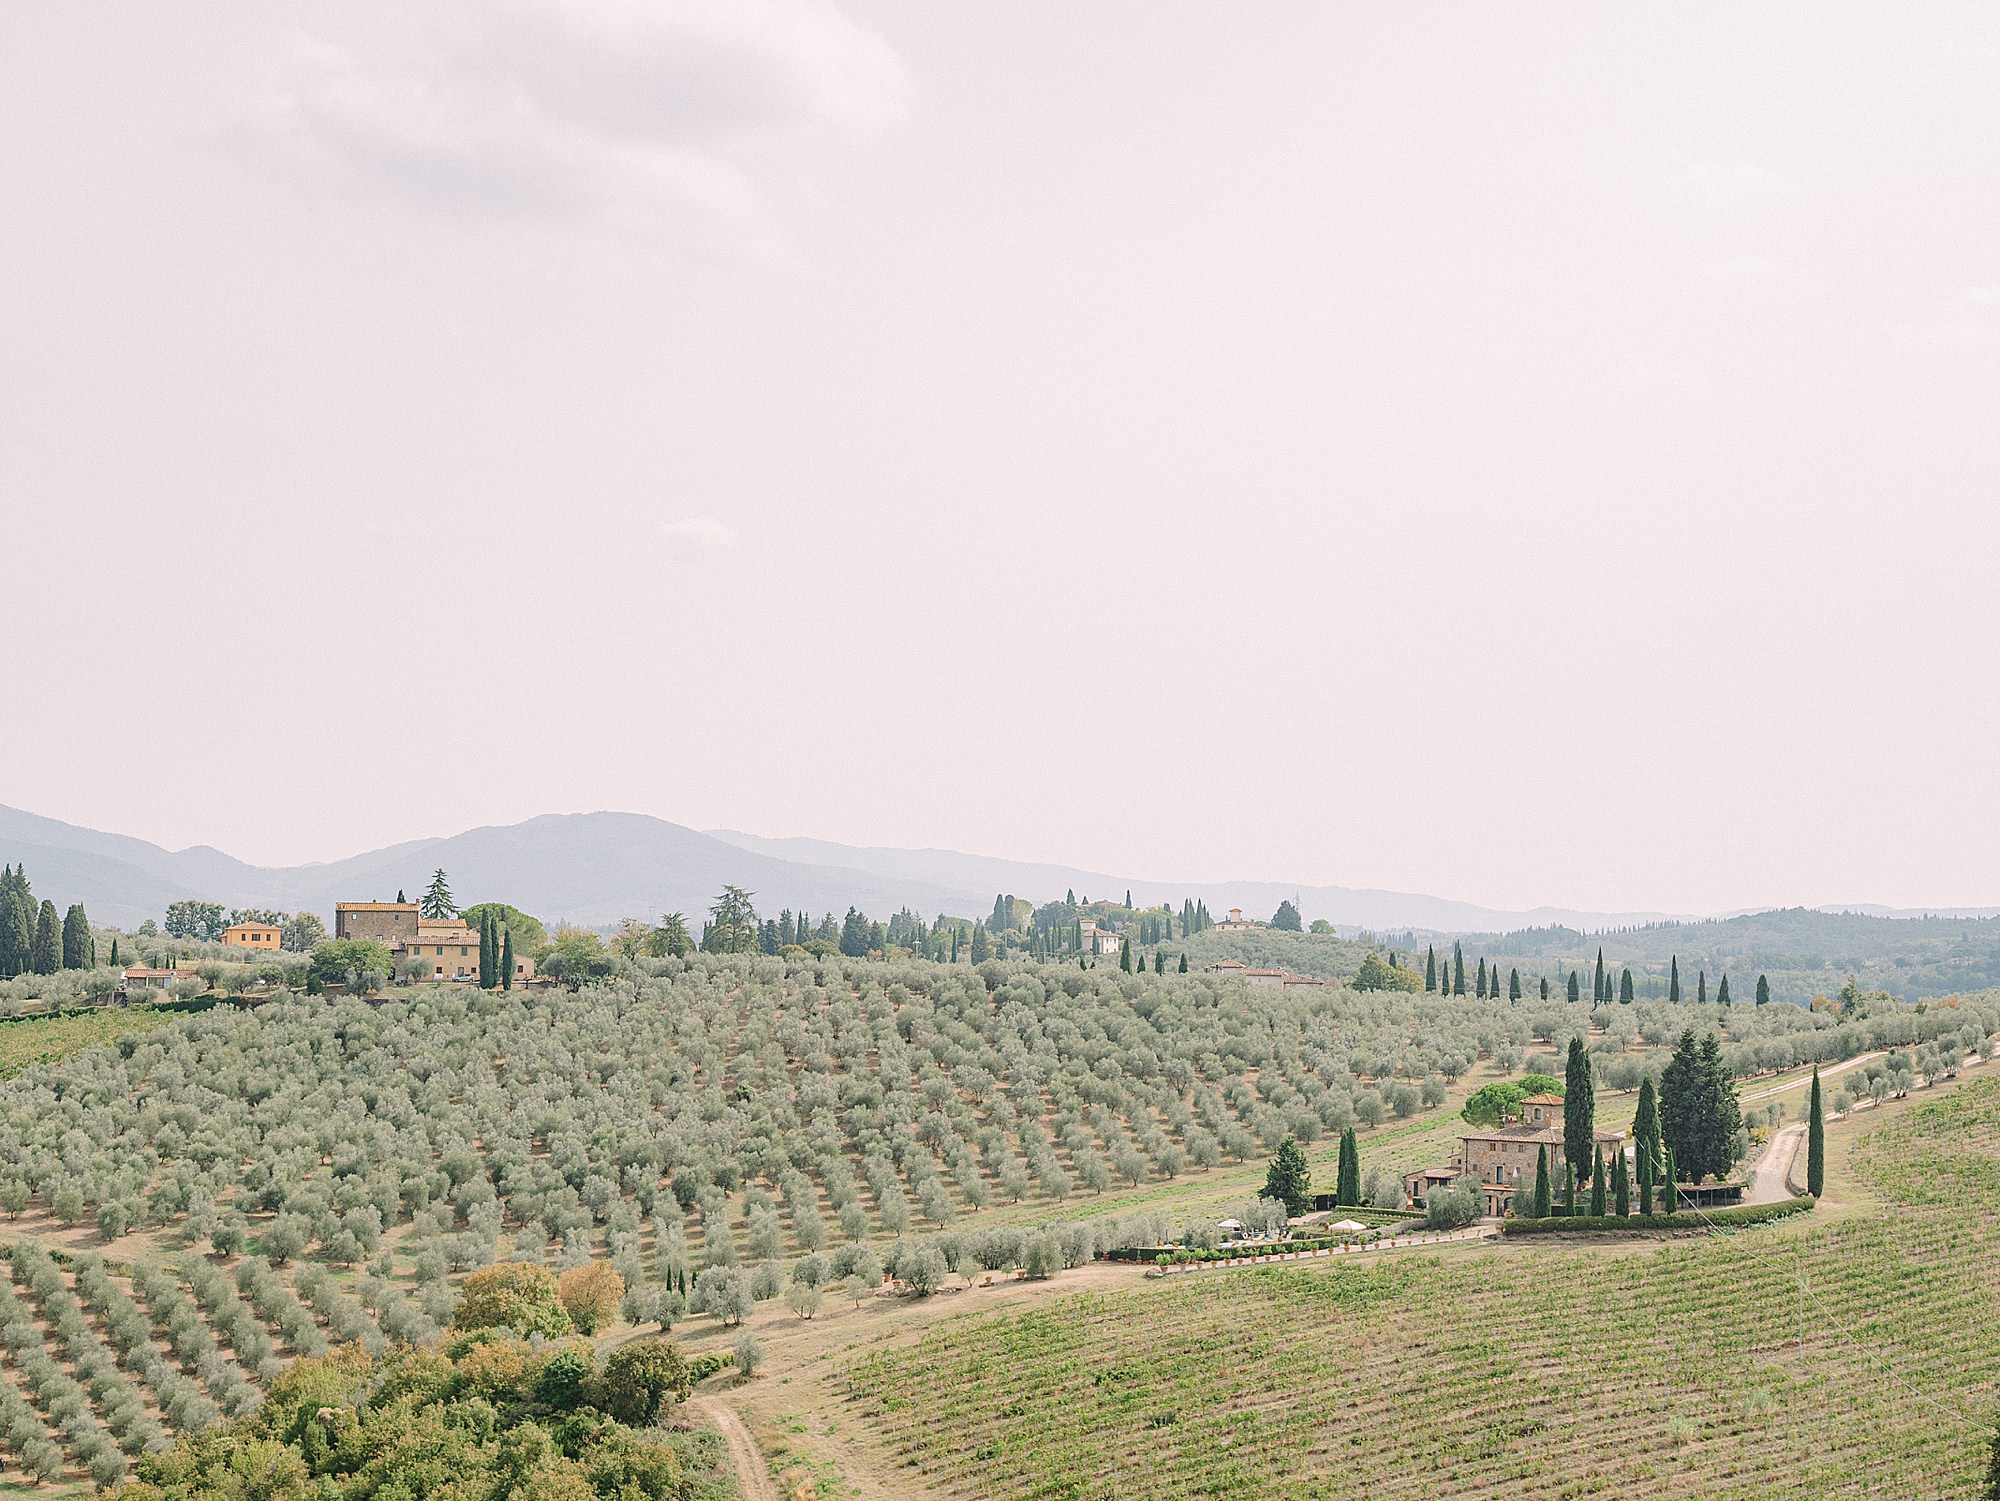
(844, 1074, 2000, 1498)
(0, 955, 1982, 1491)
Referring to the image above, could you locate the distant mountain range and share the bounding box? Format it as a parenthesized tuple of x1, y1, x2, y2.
(0, 802, 1986, 936)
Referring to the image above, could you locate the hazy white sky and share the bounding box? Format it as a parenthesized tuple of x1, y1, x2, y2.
(3, 3, 1997, 915)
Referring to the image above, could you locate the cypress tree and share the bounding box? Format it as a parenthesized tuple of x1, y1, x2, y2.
(1662, 1145, 1678, 1212)
(1619, 968, 1634, 1003)
(1154, 949, 1165, 974)
(1566, 970, 1580, 1004)
(1589, 1150, 1607, 1215)
(1178, 953, 1188, 974)
(1634, 1075, 1662, 1186)
(1475, 957, 1486, 998)
(1563, 1036, 1595, 1182)
(1716, 973, 1731, 1006)
(1118, 936, 1131, 973)
(109, 937, 120, 968)
(477, 913, 493, 988)
(1540, 976, 1550, 1000)
(1424, 946, 1437, 993)
(29, 901, 59, 975)
(1452, 944, 1465, 996)
(1593, 947, 1605, 1004)
(1669, 956, 1681, 1004)
(1509, 967, 1521, 1000)
(501, 925, 515, 991)
(1533, 1145, 1552, 1218)
(1756, 974, 1770, 1006)
(60, 904, 91, 969)
(1335, 1128, 1361, 1206)
(1697, 971, 1707, 1006)
(1807, 1066, 1824, 1197)
(1612, 1144, 1630, 1216)
(1563, 1162, 1576, 1214)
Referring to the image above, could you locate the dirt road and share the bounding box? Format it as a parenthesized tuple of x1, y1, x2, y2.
(1745, 1121, 1806, 1203)
(687, 1393, 779, 1501)
(1740, 1052, 1881, 1105)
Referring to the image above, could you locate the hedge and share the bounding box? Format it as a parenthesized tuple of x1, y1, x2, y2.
(1501, 1196, 1816, 1235)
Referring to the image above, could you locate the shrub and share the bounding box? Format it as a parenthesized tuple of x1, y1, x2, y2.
(455, 1262, 574, 1339)
(1502, 1196, 1815, 1235)
(556, 1261, 624, 1336)
(594, 1340, 690, 1425)
(733, 1331, 763, 1380)
(1423, 1178, 1484, 1232)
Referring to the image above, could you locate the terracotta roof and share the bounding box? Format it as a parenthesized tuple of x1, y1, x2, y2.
(1460, 1124, 1565, 1145)
(1208, 960, 1247, 970)
(1521, 1093, 1564, 1106)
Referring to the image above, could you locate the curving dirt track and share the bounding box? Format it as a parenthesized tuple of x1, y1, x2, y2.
(687, 1392, 780, 1501)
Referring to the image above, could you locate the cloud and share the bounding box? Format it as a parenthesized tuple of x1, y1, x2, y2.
(241, 2, 912, 254)
(657, 516, 741, 556)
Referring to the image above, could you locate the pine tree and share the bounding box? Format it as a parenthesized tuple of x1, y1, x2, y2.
(1533, 1145, 1552, 1218)
(420, 869, 456, 919)
(501, 925, 515, 991)
(1612, 1144, 1631, 1216)
(1756, 974, 1770, 1006)
(1716, 973, 1731, 1006)
(1807, 1066, 1824, 1197)
(1262, 1138, 1312, 1216)
(1669, 956, 1680, 1004)
(1564, 1036, 1595, 1182)
(1335, 1128, 1361, 1207)
(1620, 968, 1634, 1003)
(1424, 947, 1437, 993)
(1589, 1150, 1607, 1215)
(60, 905, 92, 969)
(1566, 970, 1580, 1004)
(29, 901, 59, 975)
(1509, 967, 1521, 1000)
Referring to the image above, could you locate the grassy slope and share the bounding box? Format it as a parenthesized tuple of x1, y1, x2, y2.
(842, 1076, 2000, 1499)
(0, 1008, 171, 1080)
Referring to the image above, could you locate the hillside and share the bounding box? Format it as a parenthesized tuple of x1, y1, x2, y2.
(1448, 907, 2000, 1004)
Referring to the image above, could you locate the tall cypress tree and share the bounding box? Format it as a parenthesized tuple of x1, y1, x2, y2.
(1118, 937, 1131, 973)
(1509, 967, 1521, 1000)
(1566, 970, 1580, 1004)
(1806, 1066, 1824, 1197)
(501, 925, 515, 991)
(1619, 968, 1634, 1003)
(1669, 956, 1681, 1004)
(1756, 974, 1771, 1006)
(60, 905, 92, 969)
(29, 901, 60, 975)
(1612, 1144, 1630, 1217)
(1716, 973, 1731, 1006)
(1697, 971, 1707, 1006)
(1563, 1162, 1576, 1214)
(1563, 1036, 1595, 1182)
(1452, 944, 1465, 996)
(1335, 1128, 1361, 1207)
(1424, 946, 1437, 993)
(1539, 976, 1550, 1000)
(1589, 1150, 1607, 1215)
(1662, 1145, 1678, 1212)
(1178, 952, 1188, 974)
(1593, 947, 1605, 1004)
(1533, 1146, 1552, 1218)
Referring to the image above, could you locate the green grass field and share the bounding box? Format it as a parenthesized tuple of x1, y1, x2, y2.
(0, 1008, 170, 1080)
(844, 1078, 2000, 1498)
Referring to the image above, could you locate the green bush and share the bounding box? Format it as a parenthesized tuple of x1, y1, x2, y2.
(1502, 1196, 1815, 1235)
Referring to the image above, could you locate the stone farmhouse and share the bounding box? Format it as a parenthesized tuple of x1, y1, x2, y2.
(1412, 1092, 1626, 1216)
(334, 901, 534, 985)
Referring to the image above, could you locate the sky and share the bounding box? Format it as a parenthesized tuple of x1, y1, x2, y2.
(2, 2, 1997, 916)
